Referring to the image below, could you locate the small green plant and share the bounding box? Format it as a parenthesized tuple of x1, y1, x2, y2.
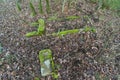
(48, 15, 80, 21)
(26, 19, 45, 37)
(51, 71, 59, 79)
(47, 14, 59, 21)
(45, 0, 51, 13)
(83, 26, 96, 33)
(51, 27, 95, 37)
(16, 0, 50, 14)
(25, 31, 40, 37)
(39, 0, 51, 14)
(34, 77, 40, 80)
(39, 0, 43, 14)
(92, 0, 120, 10)
(29, 1, 37, 16)
(37, 19, 45, 33)
(65, 15, 80, 20)
(52, 29, 81, 37)
(30, 22, 39, 26)
(16, 1, 21, 11)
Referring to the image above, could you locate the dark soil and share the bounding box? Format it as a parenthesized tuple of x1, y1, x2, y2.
(0, 0, 120, 80)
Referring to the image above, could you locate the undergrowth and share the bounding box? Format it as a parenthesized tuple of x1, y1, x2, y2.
(15, 0, 119, 79)
(89, 0, 120, 10)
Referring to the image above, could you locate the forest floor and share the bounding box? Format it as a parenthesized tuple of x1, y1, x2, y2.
(0, 0, 120, 80)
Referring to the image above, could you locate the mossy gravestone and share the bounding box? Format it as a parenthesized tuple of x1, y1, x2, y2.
(39, 49, 54, 76)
